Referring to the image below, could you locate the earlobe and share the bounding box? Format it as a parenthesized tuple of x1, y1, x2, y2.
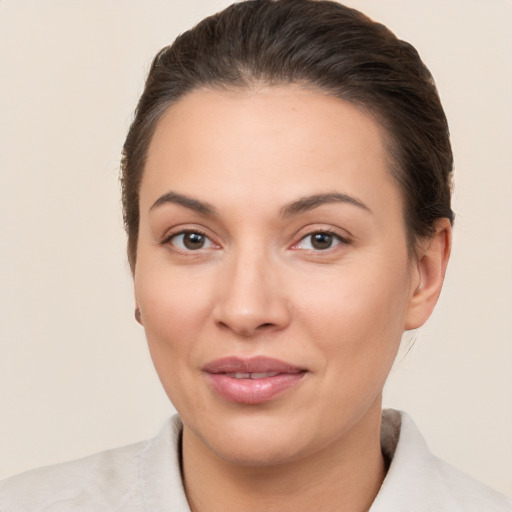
(134, 299, 143, 326)
(405, 219, 452, 330)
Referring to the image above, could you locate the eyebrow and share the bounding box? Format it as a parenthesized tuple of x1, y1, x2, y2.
(281, 192, 372, 217)
(150, 191, 217, 216)
(150, 190, 371, 218)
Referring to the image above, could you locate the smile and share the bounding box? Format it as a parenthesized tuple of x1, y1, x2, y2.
(225, 372, 280, 379)
(203, 357, 307, 405)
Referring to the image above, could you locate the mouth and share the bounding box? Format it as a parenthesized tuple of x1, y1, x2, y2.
(224, 371, 281, 379)
(202, 356, 307, 405)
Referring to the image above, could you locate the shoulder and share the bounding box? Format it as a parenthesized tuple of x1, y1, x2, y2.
(373, 409, 512, 512)
(0, 440, 146, 511)
(430, 454, 512, 511)
(0, 415, 187, 512)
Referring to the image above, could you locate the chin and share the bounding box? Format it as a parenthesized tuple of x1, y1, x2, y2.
(206, 433, 306, 468)
(184, 406, 341, 469)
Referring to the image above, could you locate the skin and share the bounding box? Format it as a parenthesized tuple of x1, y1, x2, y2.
(134, 86, 451, 512)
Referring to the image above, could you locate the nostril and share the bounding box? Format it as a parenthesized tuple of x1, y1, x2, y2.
(213, 293, 292, 337)
(215, 320, 277, 337)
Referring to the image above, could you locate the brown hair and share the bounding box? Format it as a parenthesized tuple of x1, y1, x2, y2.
(121, 0, 454, 272)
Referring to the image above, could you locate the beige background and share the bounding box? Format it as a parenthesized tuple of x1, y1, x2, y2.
(1, 0, 511, 497)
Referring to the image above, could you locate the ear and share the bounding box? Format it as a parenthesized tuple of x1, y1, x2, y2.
(134, 306, 143, 325)
(134, 293, 143, 326)
(404, 218, 452, 330)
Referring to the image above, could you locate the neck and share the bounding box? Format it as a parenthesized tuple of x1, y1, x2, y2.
(182, 403, 387, 512)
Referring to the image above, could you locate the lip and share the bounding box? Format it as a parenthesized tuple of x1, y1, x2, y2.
(203, 356, 307, 405)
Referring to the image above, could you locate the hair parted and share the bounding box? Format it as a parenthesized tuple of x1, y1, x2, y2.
(121, 0, 454, 272)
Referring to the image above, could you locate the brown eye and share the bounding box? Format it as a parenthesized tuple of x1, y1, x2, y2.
(295, 231, 345, 251)
(311, 232, 334, 250)
(183, 232, 205, 249)
(170, 231, 213, 251)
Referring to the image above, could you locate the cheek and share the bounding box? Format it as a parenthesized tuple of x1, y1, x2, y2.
(293, 256, 412, 369)
(134, 266, 216, 413)
(134, 262, 214, 367)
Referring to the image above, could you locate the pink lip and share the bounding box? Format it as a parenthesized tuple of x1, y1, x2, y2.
(203, 356, 307, 405)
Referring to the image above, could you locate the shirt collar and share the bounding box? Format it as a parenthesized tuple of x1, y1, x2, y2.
(138, 409, 509, 511)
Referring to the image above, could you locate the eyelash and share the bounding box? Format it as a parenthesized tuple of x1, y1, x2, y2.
(162, 228, 350, 254)
(162, 229, 216, 252)
(292, 229, 350, 252)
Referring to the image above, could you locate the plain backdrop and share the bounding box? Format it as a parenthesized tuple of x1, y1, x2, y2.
(1, 0, 511, 497)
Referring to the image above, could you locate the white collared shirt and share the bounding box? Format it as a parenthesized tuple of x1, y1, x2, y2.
(1, 409, 511, 511)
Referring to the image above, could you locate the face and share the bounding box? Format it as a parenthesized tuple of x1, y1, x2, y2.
(134, 86, 422, 466)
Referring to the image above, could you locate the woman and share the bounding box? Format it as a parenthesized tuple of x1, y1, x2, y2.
(1, 1, 511, 510)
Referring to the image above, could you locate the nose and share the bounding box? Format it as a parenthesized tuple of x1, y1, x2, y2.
(212, 249, 292, 338)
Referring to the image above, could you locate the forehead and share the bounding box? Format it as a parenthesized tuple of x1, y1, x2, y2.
(140, 85, 400, 216)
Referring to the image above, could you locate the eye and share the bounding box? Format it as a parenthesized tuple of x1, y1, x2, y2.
(295, 231, 345, 251)
(168, 231, 215, 251)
